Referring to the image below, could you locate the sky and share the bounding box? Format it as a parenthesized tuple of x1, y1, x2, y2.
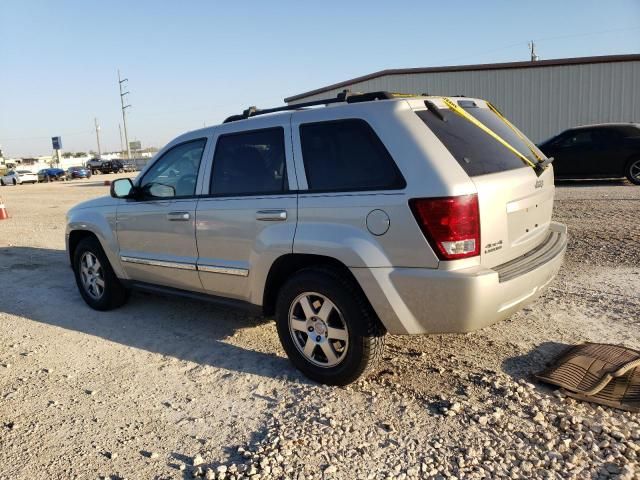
(1, 0, 639, 157)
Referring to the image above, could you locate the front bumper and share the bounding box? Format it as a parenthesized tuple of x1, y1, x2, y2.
(352, 222, 567, 335)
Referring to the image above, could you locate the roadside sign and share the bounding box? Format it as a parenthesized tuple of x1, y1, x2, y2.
(129, 140, 141, 150)
(52, 136, 62, 150)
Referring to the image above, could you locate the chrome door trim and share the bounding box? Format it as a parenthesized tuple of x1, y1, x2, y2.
(197, 264, 249, 277)
(120, 256, 197, 271)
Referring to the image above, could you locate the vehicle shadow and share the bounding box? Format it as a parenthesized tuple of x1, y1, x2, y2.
(0, 246, 300, 382)
(501, 340, 571, 380)
(555, 178, 630, 187)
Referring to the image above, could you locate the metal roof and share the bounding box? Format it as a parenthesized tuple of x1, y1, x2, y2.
(284, 54, 640, 103)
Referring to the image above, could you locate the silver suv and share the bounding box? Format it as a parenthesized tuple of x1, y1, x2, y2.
(66, 92, 567, 385)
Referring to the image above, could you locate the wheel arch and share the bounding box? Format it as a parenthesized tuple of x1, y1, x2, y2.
(262, 253, 383, 334)
(624, 155, 640, 184)
(67, 230, 99, 265)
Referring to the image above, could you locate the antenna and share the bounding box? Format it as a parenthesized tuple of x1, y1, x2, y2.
(529, 41, 540, 61)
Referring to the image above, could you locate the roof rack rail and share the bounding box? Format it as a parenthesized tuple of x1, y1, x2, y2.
(223, 90, 401, 123)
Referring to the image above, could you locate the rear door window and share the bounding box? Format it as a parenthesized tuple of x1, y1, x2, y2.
(299, 119, 405, 192)
(210, 127, 286, 196)
(417, 104, 542, 177)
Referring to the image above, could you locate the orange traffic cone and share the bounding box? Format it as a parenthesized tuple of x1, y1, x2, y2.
(0, 197, 8, 220)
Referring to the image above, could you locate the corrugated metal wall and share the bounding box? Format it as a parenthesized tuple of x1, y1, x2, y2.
(287, 61, 640, 142)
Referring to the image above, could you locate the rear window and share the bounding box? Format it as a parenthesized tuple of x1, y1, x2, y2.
(619, 125, 640, 137)
(417, 103, 542, 176)
(300, 119, 405, 192)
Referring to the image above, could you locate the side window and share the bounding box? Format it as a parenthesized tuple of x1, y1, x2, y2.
(596, 129, 623, 144)
(210, 127, 286, 195)
(558, 130, 593, 148)
(299, 119, 405, 192)
(140, 138, 206, 198)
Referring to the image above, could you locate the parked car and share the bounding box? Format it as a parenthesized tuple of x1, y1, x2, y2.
(67, 166, 92, 180)
(37, 168, 67, 182)
(1, 169, 38, 185)
(86, 158, 104, 174)
(99, 160, 125, 174)
(121, 159, 138, 172)
(537, 123, 640, 185)
(66, 92, 567, 385)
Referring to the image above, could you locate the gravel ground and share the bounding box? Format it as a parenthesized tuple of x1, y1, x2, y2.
(0, 176, 638, 480)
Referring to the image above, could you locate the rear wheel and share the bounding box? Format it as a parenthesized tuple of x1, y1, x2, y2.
(275, 267, 385, 385)
(73, 236, 130, 310)
(625, 158, 640, 185)
(12, 179, 17, 186)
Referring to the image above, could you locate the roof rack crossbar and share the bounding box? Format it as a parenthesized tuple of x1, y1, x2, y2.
(223, 90, 399, 123)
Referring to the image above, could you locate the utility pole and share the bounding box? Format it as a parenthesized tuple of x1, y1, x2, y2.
(118, 69, 132, 159)
(529, 41, 539, 61)
(94, 118, 102, 158)
(118, 123, 124, 155)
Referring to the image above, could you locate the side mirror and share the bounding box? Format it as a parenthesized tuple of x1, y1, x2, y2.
(111, 178, 134, 198)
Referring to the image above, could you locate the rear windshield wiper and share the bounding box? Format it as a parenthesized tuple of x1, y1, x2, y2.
(425, 100, 445, 122)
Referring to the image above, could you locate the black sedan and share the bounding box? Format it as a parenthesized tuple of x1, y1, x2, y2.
(537, 123, 640, 185)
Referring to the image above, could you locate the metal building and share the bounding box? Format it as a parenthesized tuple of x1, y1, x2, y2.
(284, 54, 640, 142)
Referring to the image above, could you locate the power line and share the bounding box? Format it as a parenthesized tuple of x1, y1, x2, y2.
(436, 25, 640, 65)
(1, 130, 94, 141)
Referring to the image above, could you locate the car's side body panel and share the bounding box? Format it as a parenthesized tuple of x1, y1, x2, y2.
(65, 199, 126, 278)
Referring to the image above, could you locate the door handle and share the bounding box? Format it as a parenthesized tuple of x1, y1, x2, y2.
(256, 209, 287, 221)
(167, 211, 190, 221)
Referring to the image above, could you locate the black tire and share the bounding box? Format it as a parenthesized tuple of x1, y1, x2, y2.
(275, 267, 386, 385)
(0, 179, 4, 186)
(72, 236, 130, 311)
(12, 179, 17, 186)
(625, 158, 640, 185)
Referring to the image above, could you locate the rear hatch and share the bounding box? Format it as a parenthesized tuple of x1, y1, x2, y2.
(416, 98, 555, 268)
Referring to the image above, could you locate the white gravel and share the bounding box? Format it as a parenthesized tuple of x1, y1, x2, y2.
(0, 176, 638, 479)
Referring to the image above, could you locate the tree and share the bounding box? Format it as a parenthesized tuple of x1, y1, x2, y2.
(73, 152, 87, 158)
(62, 152, 73, 158)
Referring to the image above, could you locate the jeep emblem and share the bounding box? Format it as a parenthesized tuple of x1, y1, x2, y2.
(535, 179, 544, 189)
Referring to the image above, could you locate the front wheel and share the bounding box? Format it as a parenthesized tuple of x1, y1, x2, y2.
(73, 236, 130, 310)
(625, 158, 640, 185)
(275, 267, 385, 385)
(0, 179, 4, 186)
(12, 179, 17, 186)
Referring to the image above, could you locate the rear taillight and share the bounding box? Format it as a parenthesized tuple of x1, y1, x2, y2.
(409, 194, 480, 260)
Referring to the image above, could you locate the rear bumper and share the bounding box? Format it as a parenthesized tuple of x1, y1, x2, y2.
(352, 222, 567, 335)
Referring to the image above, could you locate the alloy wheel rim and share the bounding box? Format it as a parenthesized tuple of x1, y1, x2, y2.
(630, 160, 640, 181)
(80, 252, 105, 300)
(288, 292, 349, 368)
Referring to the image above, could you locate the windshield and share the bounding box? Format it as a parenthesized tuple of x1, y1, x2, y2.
(417, 103, 545, 176)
